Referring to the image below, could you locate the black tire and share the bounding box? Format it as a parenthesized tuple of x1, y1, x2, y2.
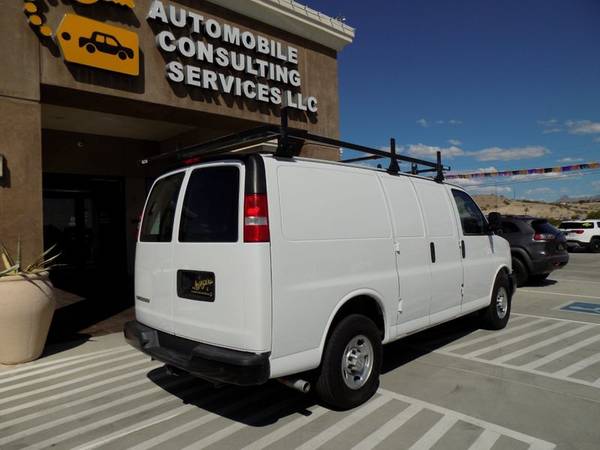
(481, 272, 512, 330)
(85, 43, 96, 54)
(315, 314, 382, 410)
(118, 50, 127, 60)
(512, 257, 528, 287)
(530, 273, 549, 283)
(590, 238, 600, 253)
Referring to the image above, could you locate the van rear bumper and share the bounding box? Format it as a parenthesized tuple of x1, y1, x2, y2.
(124, 321, 270, 386)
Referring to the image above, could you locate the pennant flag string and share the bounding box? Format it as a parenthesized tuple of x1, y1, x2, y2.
(446, 162, 600, 179)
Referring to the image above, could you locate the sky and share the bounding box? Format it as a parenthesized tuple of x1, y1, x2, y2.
(307, 0, 600, 201)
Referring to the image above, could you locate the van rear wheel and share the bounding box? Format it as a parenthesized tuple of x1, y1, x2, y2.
(481, 272, 511, 330)
(315, 314, 381, 410)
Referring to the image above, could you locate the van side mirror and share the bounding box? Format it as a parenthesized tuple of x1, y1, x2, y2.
(487, 212, 502, 233)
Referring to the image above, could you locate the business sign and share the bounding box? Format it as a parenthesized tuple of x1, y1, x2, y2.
(147, 0, 318, 113)
(23, 0, 139, 76)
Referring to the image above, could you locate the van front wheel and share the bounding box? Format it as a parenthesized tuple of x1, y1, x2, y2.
(315, 314, 382, 410)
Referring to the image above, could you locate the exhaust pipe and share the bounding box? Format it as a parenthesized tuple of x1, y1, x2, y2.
(278, 377, 311, 393)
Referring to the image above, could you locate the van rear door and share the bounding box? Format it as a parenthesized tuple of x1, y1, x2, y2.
(170, 161, 272, 353)
(136, 171, 186, 334)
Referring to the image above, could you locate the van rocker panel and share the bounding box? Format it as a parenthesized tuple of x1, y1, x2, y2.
(124, 321, 270, 386)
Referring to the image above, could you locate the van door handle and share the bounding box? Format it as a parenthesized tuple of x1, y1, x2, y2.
(430, 242, 436, 263)
(461, 240, 466, 258)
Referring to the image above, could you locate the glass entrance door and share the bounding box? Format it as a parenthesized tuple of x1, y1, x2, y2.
(43, 174, 127, 300)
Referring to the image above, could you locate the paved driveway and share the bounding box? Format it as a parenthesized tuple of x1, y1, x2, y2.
(1, 253, 599, 449)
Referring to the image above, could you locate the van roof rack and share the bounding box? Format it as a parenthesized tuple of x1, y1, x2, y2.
(140, 108, 450, 182)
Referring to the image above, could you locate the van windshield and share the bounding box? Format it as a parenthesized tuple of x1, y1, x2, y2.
(179, 166, 240, 242)
(140, 173, 185, 242)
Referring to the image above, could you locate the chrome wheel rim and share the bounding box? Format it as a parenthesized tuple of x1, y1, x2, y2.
(496, 286, 509, 319)
(342, 335, 374, 390)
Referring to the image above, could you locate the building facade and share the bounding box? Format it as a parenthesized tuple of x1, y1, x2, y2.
(0, 0, 353, 299)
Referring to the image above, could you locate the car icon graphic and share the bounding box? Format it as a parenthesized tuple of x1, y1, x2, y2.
(79, 31, 134, 60)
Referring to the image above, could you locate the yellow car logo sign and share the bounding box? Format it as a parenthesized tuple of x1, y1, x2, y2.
(74, 0, 136, 9)
(56, 14, 139, 76)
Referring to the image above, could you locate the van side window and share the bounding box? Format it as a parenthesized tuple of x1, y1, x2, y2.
(140, 173, 184, 242)
(451, 190, 488, 235)
(179, 166, 240, 243)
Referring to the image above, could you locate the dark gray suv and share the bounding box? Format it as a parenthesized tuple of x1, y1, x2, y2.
(492, 215, 569, 286)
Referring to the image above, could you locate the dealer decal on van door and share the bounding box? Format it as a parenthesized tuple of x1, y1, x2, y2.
(177, 270, 215, 302)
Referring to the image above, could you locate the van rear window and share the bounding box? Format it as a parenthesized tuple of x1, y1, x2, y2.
(179, 166, 240, 243)
(140, 173, 185, 242)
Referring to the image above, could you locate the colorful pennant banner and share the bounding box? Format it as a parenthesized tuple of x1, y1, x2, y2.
(446, 162, 600, 179)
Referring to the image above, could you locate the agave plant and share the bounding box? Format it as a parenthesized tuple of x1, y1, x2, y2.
(0, 239, 61, 278)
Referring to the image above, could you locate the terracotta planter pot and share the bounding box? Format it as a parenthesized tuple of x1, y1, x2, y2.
(0, 272, 56, 365)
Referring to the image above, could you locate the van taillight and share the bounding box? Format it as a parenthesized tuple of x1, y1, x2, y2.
(244, 194, 270, 242)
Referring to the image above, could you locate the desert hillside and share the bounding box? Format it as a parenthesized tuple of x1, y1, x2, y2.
(473, 195, 600, 222)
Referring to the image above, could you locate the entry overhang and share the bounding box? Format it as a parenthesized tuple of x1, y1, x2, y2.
(206, 0, 355, 51)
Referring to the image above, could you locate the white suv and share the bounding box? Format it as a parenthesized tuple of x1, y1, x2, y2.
(559, 220, 600, 253)
(125, 129, 514, 410)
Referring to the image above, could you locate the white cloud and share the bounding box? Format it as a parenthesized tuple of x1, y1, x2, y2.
(467, 145, 550, 161)
(525, 187, 554, 196)
(565, 120, 600, 135)
(448, 139, 462, 146)
(406, 143, 465, 159)
(557, 157, 584, 163)
(542, 128, 563, 134)
(538, 119, 559, 127)
(416, 118, 462, 128)
(467, 186, 513, 195)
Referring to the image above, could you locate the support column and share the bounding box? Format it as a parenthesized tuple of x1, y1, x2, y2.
(0, 98, 43, 265)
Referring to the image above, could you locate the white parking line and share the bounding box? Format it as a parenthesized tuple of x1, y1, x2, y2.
(520, 334, 600, 370)
(553, 352, 600, 378)
(21, 383, 209, 450)
(0, 346, 132, 383)
(519, 289, 600, 300)
(73, 387, 254, 450)
(0, 351, 139, 393)
(378, 389, 555, 450)
(467, 429, 501, 450)
(128, 389, 278, 450)
(352, 403, 422, 450)
(463, 322, 566, 358)
(0, 370, 171, 431)
(0, 363, 160, 415)
(443, 318, 546, 353)
(295, 395, 390, 450)
(181, 395, 296, 450)
(513, 312, 600, 327)
(0, 358, 150, 406)
(492, 324, 596, 364)
(408, 415, 458, 450)
(0, 375, 194, 446)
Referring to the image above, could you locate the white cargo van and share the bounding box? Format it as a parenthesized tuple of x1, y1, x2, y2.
(125, 129, 515, 410)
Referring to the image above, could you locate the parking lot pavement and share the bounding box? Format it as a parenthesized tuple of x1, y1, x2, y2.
(1, 253, 599, 449)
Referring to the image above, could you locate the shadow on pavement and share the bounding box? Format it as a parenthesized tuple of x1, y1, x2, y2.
(147, 366, 319, 427)
(143, 312, 491, 424)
